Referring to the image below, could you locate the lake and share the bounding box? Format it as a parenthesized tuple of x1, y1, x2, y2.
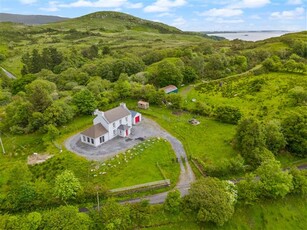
(208, 31, 291, 41)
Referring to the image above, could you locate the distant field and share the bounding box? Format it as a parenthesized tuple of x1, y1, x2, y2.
(185, 72, 307, 119)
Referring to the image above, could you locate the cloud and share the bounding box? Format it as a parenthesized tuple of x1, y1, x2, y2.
(229, 0, 271, 9)
(39, 0, 143, 11)
(287, 0, 303, 5)
(201, 8, 243, 17)
(59, 0, 127, 8)
(206, 17, 244, 24)
(20, 0, 37, 4)
(126, 2, 143, 9)
(144, 0, 187, 13)
(271, 7, 305, 19)
(171, 17, 187, 28)
(157, 12, 175, 17)
(40, 1, 59, 12)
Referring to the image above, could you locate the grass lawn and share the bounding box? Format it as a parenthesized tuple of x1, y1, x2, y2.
(89, 138, 180, 189)
(138, 106, 238, 168)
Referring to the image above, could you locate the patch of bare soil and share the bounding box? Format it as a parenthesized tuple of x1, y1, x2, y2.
(27, 153, 53, 165)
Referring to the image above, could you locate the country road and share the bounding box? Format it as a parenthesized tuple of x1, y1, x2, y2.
(1, 67, 17, 79)
(65, 117, 195, 204)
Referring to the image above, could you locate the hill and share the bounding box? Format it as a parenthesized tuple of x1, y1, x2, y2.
(43, 11, 182, 34)
(0, 13, 69, 25)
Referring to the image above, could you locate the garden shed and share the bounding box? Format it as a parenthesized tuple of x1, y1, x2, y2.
(161, 85, 178, 94)
(138, 100, 149, 109)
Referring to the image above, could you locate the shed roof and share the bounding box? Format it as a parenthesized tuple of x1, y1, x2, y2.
(138, 100, 149, 105)
(104, 105, 131, 123)
(81, 123, 108, 138)
(160, 85, 178, 94)
(130, 110, 140, 118)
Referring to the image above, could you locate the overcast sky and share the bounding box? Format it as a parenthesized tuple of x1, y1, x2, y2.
(1, 0, 306, 31)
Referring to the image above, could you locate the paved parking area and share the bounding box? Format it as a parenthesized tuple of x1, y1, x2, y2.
(65, 117, 170, 161)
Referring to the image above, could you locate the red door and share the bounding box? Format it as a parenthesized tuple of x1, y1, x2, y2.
(126, 129, 128, 136)
(135, 116, 140, 123)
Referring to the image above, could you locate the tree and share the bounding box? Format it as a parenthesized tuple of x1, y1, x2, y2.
(42, 124, 60, 143)
(288, 86, 307, 106)
(281, 108, 307, 156)
(100, 199, 131, 230)
(183, 177, 236, 226)
(289, 167, 307, 195)
(129, 200, 150, 228)
(42, 206, 91, 230)
(4, 96, 32, 133)
(26, 212, 42, 230)
(155, 60, 183, 87)
(264, 120, 286, 155)
(166, 94, 182, 109)
(54, 170, 82, 204)
(44, 100, 75, 126)
(25, 79, 57, 113)
(164, 189, 181, 214)
(256, 159, 293, 199)
(237, 173, 260, 205)
(72, 89, 97, 115)
(215, 105, 242, 124)
(234, 117, 266, 164)
(182, 66, 198, 84)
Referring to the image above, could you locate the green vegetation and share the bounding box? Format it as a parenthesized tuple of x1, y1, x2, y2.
(0, 11, 306, 229)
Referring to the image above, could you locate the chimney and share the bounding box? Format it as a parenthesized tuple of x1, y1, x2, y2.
(120, 102, 126, 108)
(93, 109, 104, 117)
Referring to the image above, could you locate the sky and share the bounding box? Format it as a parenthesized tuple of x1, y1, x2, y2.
(1, 0, 306, 31)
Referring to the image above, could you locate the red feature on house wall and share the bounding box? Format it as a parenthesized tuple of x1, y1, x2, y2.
(135, 116, 140, 123)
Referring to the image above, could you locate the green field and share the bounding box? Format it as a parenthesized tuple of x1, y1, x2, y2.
(136, 105, 238, 168)
(146, 195, 307, 229)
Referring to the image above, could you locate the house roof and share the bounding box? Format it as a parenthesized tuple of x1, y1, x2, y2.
(118, 124, 130, 130)
(130, 110, 139, 118)
(160, 85, 178, 93)
(104, 105, 131, 123)
(81, 123, 108, 138)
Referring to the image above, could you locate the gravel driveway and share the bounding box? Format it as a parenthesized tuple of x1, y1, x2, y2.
(65, 117, 195, 202)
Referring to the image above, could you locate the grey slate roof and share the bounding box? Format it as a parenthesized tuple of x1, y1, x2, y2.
(130, 110, 138, 118)
(104, 105, 131, 123)
(81, 123, 108, 138)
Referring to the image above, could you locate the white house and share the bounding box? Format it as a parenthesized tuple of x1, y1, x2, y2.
(80, 103, 142, 147)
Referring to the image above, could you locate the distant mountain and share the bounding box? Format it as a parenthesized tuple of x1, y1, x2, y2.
(0, 13, 69, 25)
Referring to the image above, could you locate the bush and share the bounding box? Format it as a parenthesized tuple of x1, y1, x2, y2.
(215, 105, 242, 124)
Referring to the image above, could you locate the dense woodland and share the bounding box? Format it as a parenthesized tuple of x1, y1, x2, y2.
(0, 11, 306, 229)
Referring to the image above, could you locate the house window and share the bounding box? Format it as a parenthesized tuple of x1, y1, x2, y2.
(113, 122, 115, 128)
(113, 130, 116, 135)
(125, 117, 128, 122)
(120, 119, 122, 124)
(87, 137, 90, 143)
(100, 136, 104, 143)
(91, 138, 94, 144)
(82, 136, 86, 142)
